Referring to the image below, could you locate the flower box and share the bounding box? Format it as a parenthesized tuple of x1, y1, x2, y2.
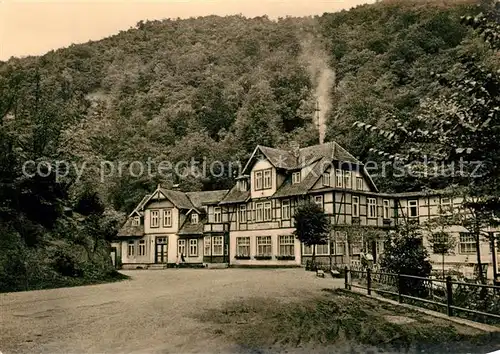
(235, 255, 251, 260)
(276, 256, 295, 261)
(254, 255, 272, 260)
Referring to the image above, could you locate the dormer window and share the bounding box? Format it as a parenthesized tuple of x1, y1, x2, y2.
(132, 216, 141, 226)
(343, 171, 352, 189)
(255, 171, 263, 190)
(336, 169, 343, 188)
(263, 170, 272, 189)
(322, 172, 331, 187)
(254, 169, 272, 190)
(191, 213, 199, 224)
(239, 179, 248, 192)
(292, 172, 301, 184)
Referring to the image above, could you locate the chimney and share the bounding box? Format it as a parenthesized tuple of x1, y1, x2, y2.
(172, 184, 180, 191)
(289, 141, 300, 165)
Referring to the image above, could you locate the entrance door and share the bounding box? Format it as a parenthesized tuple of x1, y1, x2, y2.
(155, 237, 168, 263)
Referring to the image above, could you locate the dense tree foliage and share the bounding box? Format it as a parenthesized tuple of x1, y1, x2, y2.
(354, 6, 500, 282)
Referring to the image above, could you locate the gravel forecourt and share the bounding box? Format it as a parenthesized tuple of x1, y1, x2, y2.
(1, 269, 338, 354)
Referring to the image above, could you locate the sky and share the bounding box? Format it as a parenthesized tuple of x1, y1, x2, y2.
(0, 0, 374, 61)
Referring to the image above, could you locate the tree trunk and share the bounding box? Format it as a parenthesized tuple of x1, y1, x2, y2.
(312, 245, 316, 271)
(442, 253, 445, 279)
(475, 227, 485, 284)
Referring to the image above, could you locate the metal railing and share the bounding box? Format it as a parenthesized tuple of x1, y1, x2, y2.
(344, 267, 500, 323)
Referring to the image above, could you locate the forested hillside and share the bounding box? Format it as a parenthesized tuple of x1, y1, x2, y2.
(0, 0, 496, 290)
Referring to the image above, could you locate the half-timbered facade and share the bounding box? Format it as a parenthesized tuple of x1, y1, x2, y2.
(205, 142, 499, 278)
(114, 141, 499, 278)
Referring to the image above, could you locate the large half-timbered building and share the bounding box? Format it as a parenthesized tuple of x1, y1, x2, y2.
(113, 141, 499, 278)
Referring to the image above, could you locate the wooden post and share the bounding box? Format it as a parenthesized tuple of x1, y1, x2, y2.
(367, 268, 372, 296)
(397, 274, 402, 303)
(446, 276, 453, 317)
(491, 236, 498, 284)
(344, 266, 348, 290)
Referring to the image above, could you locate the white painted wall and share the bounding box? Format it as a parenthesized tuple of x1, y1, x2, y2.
(144, 199, 179, 234)
(250, 159, 277, 199)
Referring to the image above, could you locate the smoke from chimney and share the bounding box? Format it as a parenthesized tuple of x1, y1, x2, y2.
(299, 36, 336, 145)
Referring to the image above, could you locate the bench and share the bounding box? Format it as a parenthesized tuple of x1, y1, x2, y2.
(330, 269, 341, 278)
(316, 269, 325, 278)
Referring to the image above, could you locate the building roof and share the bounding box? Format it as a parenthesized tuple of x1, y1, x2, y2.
(156, 188, 196, 210)
(116, 218, 144, 238)
(178, 217, 206, 236)
(219, 186, 251, 205)
(274, 157, 331, 198)
(243, 142, 363, 174)
(186, 190, 229, 209)
(128, 194, 151, 217)
(299, 142, 361, 166)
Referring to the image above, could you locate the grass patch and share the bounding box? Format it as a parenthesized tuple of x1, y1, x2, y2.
(196, 288, 500, 353)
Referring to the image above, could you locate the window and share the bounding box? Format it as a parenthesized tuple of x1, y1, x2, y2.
(356, 177, 363, 191)
(239, 179, 247, 192)
(322, 172, 331, 187)
(191, 213, 198, 224)
(368, 198, 377, 218)
(459, 233, 476, 254)
(352, 196, 359, 217)
(255, 170, 263, 190)
(132, 216, 140, 226)
(279, 235, 295, 257)
(334, 232, 345, 255)
(150, 210, 159, 228)
(236, 237, 250, 257)
(282, 199, 290, 220)
(178, 239, 186, 256)
(336, 169, 343, 187)
(156, 237, 167, 244)
(163, 209, 172, 227)
(256, 203, 264, 222)
(263, 169, 272, 189)
(292, 172, 301, 184)
(128, 240, 135, 256)
(256, 236, 272, 256)
(247, 204, 253, 222)
(383, 200, 390, 219)
(440, 197, 452, 214)
(314, 195, 323, 207)
(212, 236, 223, 255)
(303, 244, 313, 255)
(138, 240, 146, 256)
(343, 171, 351, 189)
(189, 239, 198, 257)
(214, 207, 222, 223)
(431, 233, 448, 254)
(376, 240, 384, 255)
(317, 242, 329, 255)
(204, 236, 211, 256)
(408, 200, 418, 217)
(239, 205, 247, 223)
(351, 240, 362, 255)
(264, 202, 272, 221)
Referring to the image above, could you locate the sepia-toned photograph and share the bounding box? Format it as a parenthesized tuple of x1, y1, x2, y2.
(1, 0, 500, 353)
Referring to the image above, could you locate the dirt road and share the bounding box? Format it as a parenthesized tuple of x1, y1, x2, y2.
(1, 269, 337, 354)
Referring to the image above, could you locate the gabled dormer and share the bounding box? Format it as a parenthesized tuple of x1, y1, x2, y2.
(141, 186, 196, 233)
